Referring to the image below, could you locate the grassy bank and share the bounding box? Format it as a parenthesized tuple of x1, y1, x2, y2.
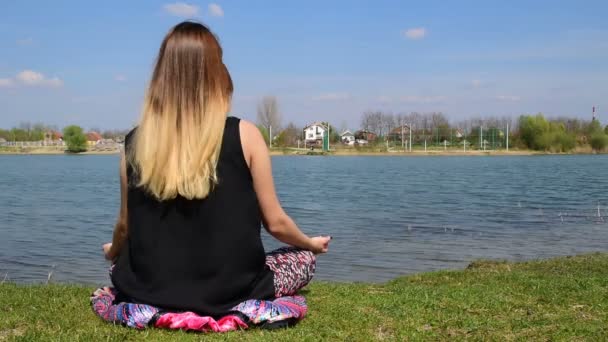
(1, 253, 606, 340)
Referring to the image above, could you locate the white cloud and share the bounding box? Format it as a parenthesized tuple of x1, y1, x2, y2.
(471, 79, 482, 88)
(312, 92, 351, 101)
(496, 95, 521, 102)
(114, 75, 127, 82)
(402, 27, 427, 40)
(16, 70, 44, 84)
(0, 78, 14, 87)
(3, 70, 64, 87)
(163, 2, 199, 17)
(208, 3, 224, 17)
(17, 38, 34, 46)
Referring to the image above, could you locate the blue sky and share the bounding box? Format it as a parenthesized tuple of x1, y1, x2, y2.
(0, 0, 607, 130)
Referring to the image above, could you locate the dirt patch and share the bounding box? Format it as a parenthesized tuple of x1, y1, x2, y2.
(0, 327, 25, 341)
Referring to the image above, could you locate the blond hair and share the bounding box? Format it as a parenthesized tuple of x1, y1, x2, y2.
(130, 22, 233, 200)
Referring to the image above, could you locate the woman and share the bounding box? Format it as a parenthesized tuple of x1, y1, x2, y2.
(102, 21, 330, 317)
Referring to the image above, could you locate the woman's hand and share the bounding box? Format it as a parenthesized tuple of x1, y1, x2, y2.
(102, 243, 113, 260)
(309, 236, 331, 254)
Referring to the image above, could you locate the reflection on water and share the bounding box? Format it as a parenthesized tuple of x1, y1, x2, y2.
(1, 154, 607, 284)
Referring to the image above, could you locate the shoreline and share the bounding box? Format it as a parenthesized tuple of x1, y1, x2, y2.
(1, 147, 604, 157)
(1, 253, 606, 340)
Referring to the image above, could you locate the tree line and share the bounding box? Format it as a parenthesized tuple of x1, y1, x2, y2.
(255, 95, 608, 152)
(358, 111, 608, 152)
(4, 100, 606, 153)
(0, 122, 130, 153)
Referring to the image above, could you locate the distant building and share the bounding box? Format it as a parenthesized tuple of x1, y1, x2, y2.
(304, 122, 327, 145)
(0, 137, 6, 145)
(387, 125, 411, 142)
(86, 132, 103, 146)
(44, 130, 63, 142)
(340, 130, 355, 145)
(354, 130, 377, 143)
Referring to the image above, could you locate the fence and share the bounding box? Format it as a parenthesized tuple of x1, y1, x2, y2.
(0, 140, 65, 147)
(385, 127, 510, 150)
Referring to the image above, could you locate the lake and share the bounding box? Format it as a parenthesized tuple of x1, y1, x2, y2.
(1, 154, 607, 285)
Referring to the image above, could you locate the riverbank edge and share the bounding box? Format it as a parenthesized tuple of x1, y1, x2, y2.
(0, 148, 605, 157)
(1, 253, 606, 340)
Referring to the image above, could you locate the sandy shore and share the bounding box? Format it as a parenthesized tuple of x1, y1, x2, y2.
(269, 149, 577, 156)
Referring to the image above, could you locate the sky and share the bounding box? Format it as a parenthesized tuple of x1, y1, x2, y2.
(0, 0, 607, 130)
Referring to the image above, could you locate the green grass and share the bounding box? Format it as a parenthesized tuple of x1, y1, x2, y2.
(1, 253, 607, 341)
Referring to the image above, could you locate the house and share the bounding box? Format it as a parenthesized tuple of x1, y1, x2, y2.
(354, 130, 377, 143)
(387, 125, 411, 142)
(303, 122, 327, 145)
(340, 130, 355, 145)
(44, 130, 63, 142)
(86, 132, 103, 146)
(0, 137, 6, 145)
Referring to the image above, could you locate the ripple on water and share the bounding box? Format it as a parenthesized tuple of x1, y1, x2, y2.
(1, 154, 608, 283)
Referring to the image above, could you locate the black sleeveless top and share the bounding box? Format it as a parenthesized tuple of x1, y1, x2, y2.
(111, 117, 275, 316)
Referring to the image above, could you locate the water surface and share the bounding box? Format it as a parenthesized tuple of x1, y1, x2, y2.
(1, 154, 607, 284)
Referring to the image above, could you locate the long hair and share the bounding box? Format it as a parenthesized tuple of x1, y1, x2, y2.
(130, 21, 233, 200)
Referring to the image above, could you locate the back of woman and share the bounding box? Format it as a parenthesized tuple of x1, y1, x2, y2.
(102, 21, 330, 318)
(112, 117, 275, 315)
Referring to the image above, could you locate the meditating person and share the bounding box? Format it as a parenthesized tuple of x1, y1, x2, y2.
(100, 21, 330, 320)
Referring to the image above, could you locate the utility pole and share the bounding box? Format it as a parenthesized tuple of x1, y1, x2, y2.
(506, 123, 509, 152)
(409, 124, 412, 152)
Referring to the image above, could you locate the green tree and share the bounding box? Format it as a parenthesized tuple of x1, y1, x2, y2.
(256, 125, 270, 146)
(517, 114, 576, 152)
(605, 125, 608, 135)
(586, 119, 603, 136)
(9, 128, 29, 141)
(320, 122, 340, 143)
(275, 122, 300, 147)
(0, 129, 9, 140)
(63, 125, 88, 153)
(590, 133, 608, 151)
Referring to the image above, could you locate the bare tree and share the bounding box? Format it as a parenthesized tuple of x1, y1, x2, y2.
(383, 112, 395, 136)
(256, 96, 282, 134)
(370, 111, 383, 136)
(360, 111, 373, 131)
(430, 112, 449, 131)
(276, 122, 300, 147)
(395, 113, 405, 127)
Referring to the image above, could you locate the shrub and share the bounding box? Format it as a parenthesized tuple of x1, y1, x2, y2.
(62, 125, 87, 153)
(590, 133, 608, 151)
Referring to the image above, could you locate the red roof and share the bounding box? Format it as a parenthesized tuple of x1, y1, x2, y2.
(86, 132, 102, 141)
(52, 131, 63, 140)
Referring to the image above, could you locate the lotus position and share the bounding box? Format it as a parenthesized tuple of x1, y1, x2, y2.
(102, 21, 330, 317)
